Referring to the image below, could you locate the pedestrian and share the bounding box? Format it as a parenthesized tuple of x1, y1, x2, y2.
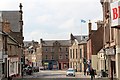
(8, 76, 13, 80)
(90, 67, 95, 80)
(86, 68, 89, 75)
(84, 68, 86, 76)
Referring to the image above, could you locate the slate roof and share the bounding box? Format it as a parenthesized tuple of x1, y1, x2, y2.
(41, 40, 71, 46)
(74, 35, 88, 43)
(0, 11, 20, 32)
(0, 31, 18, 44)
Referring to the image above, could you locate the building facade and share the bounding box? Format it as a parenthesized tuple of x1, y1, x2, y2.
(24, 40, 39, 67)
(69, 34, 87, 72)
(0, 3, 24, 78)
(100, 0, 115, 78)
(100, 0, 120, 79)
(39, 39, 70, 70)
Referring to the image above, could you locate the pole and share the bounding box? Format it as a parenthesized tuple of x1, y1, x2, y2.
(103, 17, 108, 77)
(81, 21, 82, 40)
(19, 3, 24, 77)
(4, 34, 8, 79)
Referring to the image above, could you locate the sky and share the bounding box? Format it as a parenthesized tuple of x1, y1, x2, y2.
(0, 0, 103, 42)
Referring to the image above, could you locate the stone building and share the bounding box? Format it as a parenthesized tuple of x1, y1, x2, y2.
(87, 20, 104, 73)
(100, 0, 120, 79)
(69, 34, 88, 72)
(0, 31, 21, 79)
(39, 39, 70, 70)
(0, 3, 24, 78)
(24, 40, 39, 67)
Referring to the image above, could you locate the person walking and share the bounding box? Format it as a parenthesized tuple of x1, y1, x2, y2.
(84, 68, 86, 76)
(86, 68, 89, 75)
(90, 67, 95, 80)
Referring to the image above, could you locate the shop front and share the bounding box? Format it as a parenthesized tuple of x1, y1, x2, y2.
(42, 60, 58, 70)
(9, 57, 19, 77)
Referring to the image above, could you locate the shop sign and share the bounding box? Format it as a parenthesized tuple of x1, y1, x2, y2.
(106, 48, 115, 55)
(44, 62, 48, 65)
(111, 1, 120, 27)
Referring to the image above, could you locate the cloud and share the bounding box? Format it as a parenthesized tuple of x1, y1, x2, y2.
(0, 0, 103, 41)
(58, 18, 76, 29)
(36, 15, 50, 24)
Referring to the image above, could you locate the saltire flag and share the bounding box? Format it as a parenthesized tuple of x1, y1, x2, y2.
(81, 19, 86, 23)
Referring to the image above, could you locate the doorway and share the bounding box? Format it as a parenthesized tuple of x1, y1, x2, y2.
(59, 63, 61, 70)
(111, 61, 116, 78)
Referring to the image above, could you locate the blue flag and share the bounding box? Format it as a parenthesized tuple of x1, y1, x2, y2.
(81, 19, 86, 23)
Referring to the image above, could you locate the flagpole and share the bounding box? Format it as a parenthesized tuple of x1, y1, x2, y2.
(81, 21, 82, 40)
(80, 19, 86, 40)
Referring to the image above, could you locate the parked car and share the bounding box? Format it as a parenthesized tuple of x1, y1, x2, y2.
(66, 68, 75, 77)
(39, 66, 45, 70)
(33, 67, 39, 72)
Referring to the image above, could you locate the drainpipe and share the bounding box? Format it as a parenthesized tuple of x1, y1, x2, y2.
(4, 34, 8, 79)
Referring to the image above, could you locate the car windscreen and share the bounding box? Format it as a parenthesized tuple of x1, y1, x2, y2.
(67, 70, 74, 72)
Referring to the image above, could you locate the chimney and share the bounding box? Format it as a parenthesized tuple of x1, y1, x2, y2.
(96, 20, 104, 29)
(88, 20, 92, 37)
(3, 20, 11, 33)
(40, 38, 43, 43)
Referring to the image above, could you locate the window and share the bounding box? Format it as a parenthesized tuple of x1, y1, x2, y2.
(65, 54, 68, 59)
(59, 48, 62, 52)
(45, 48, 48, 52)
(66, 48, 68, 52)
(64, 64, 67, 68)
(80, 63, 82, 72)
(59, 55, 62, 59)
(10, 46, 12, 51)
(70, 49, 72, 58)
(10, 62, 14, 73)
(45, 55, 47, 59)
(51, 48, 54, 52)
(73, 49, 74, 59)
(111, 28, 114, 41)
(76, 49, 77, 59)
(51, 55, 54, 59)
(80, 49, 82, 58)
(70, 62, 72, 68)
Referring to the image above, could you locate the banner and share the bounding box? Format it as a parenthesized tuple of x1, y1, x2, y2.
(111, 1, 120, 27)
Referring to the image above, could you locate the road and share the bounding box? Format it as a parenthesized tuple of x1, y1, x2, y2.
(12, 70, 117, 80)
(23, 70, 90, 78)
